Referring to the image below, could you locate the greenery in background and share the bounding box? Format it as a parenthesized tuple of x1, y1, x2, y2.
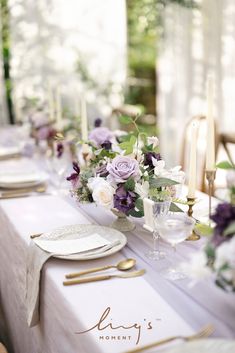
(126, 0, 197, 115)
(0, 0, 14, 124)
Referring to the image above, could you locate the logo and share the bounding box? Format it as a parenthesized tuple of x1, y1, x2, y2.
(75, 306, 161, 345)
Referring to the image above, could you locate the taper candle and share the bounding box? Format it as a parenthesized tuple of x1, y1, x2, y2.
(206, 75, 215, 170)
(47, 81, 54, 122)
(55, 87, 62, 123)
(81, 98, 88, 141)
(188, 122, 198, 198)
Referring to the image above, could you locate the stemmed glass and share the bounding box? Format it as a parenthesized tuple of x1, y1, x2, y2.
(157, 213, 195, 280)
(146, 199, 171, 260)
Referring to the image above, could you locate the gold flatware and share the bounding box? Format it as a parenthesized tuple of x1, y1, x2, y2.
(65, 258, 136, 279)
(63, 269, 145, 286)
(30, 233, 43, 239)
(0, 185, 47, 199)
(123, 324, 214, 353)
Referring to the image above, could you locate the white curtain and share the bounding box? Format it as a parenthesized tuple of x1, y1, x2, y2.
(9, 0, 127, 119)
(158, 0, 235, 167)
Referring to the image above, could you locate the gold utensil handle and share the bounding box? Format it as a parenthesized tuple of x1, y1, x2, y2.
(63, 274, 112, 285)
(65, 265, 113, 279)
(0, 193, 31, 199)
(124, 336, 177, 353)
(30, 233, 43, 239)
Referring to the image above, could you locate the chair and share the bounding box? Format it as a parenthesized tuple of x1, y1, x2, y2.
(0, 343, 8, 353)
(220, 132, 235, 165)
(180, 115, 220, 194)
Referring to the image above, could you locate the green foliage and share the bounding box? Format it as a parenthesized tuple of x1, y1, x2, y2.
(129, 198, 144, 217)
(119, 135, 137, 155)
(216, 161, 235, 170)
(195, 223, 213, 237)
(223, 221, 235, 236)
(149, 177, 179, 188)
(169, 202, 184, 212)
(124, 178, 135, 192)
(119, 115, 134, 125)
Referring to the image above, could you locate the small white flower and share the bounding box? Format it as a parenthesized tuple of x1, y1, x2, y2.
(88, 177, 115, 209)
(214, 237, 235, 271)
(180, 251, 212, 281)
(152, 158, 165, 176)
(135, 181, 149, 199)
(147, 136, 159, 148)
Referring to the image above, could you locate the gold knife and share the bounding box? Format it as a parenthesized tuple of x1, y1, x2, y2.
(63, 269, 145, 286)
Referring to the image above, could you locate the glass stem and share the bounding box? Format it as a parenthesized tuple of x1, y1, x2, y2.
(153, 231, 159, 254)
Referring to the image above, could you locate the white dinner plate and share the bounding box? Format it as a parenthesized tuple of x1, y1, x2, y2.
(0, 146, 21, 160)
(34, 224, 127, 260)
(158, 339, 235, 353)
(0, 172, 48, 189)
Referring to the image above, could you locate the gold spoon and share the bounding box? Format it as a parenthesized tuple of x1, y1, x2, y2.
(63, 269, 145, 286)
(65, 258, 136, 279)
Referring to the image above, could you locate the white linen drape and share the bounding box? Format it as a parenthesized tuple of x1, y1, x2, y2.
(9, 0, 127, 118)
(158, 0, 235, 166)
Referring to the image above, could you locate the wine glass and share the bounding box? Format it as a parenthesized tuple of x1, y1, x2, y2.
(157, 213, 195, 280)
(146, 199, 171, 260)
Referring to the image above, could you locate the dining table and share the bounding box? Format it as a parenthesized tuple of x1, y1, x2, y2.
(0, 131, 234, 353)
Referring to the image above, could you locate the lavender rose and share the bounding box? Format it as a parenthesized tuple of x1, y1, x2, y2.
(107, 156, 140, 183)
(89, 127, 114, 147)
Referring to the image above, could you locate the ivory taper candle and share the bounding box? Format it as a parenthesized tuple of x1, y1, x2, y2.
(188, 122, 198, 198)
(48, 81, 54, 122)
(55, 87, 62, 123)
(81, 97, 88, 141)
(206, 75, 215, 170)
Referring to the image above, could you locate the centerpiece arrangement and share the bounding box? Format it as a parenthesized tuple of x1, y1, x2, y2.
(185, 161, 235, 292)
(67, 116, 182, 231)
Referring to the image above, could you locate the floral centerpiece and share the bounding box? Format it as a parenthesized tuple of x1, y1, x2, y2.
(67, 116, 181, 230)
(185, 161, 235, 292)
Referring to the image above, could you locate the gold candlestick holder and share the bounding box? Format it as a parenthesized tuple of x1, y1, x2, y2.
(186, 197, 200, 241)
(205, 169, 216, 220)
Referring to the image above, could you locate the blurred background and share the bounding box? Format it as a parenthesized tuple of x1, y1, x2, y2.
(0, 0, 235, 168)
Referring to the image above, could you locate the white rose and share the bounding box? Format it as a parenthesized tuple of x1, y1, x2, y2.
(180, 251, 212, 281)
(147, 136, 159, 148)
(88, 177, 115, 209)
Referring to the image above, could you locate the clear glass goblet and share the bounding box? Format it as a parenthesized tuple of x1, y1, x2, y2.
(157, 213, 195, 280)
(146, 199, 171, 261)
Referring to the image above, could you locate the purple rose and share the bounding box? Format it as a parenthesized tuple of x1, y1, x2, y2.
(89, 127, 114, 147)
(114, 185, 136, 214)
(107, 156, 140, 183)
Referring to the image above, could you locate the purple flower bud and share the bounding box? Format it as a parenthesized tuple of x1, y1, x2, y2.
(66, 162, 80, 181)
(101, 140, 112, 150)
(144, 152, 161, 168)
(56, 142, 64, 158)
(94, 118, 102, 127)
(211, 202, 235, 247)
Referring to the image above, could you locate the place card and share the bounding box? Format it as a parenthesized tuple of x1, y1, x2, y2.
(33, 233, 111, 255)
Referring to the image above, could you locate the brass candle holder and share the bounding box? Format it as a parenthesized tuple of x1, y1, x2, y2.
(205, 169, 216, 220)
(186, 197, 200, 241)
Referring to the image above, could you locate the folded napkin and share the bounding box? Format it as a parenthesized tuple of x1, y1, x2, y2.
(26, 233, 117, 327)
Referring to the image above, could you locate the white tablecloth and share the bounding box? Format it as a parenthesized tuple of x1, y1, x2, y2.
(0, 159, 234, 353)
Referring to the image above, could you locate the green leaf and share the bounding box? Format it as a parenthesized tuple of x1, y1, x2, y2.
(124, 178, 135, 192)
(195, 223, 213, 236)
(128, 209, 144, 218)
(169, 203, 184, 212)
(223, 221, 235, 236)
(135, 198, 144, 212)
(216, 161, 235, 170)
(119, 115, 133, 125)
(119, 135, 137, 155)
(205, 243, 215, 258)
(149, 177, 179, 188)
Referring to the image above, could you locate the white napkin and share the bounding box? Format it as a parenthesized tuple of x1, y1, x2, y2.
(33, 233, 111, 255)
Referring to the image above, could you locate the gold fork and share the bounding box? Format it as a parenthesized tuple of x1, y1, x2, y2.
(123, 324, 214, 353)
